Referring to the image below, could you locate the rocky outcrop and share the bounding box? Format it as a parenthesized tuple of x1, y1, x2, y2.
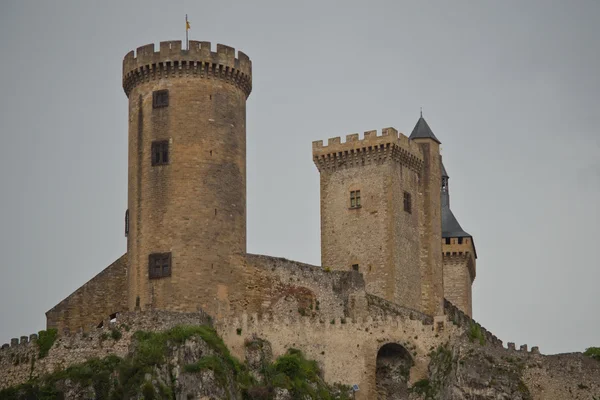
(0, 325, 352, 400)
(407, 333, 600, 400)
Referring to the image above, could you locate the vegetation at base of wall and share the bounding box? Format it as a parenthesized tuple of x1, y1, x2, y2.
(36, 329, 58, 359)
(410, 378, 434, 398)
(468, 322, 486, 346)
(412, 345, 454, 399)
(111, 328, 122, 341)
(584, 347, 600, 362)
(248, 348, 351, 400)
(0, 325, 350, 400)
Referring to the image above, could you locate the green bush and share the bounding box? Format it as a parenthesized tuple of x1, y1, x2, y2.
(584, 347, 600, 361)
(468, 323, 486, 345)
(111, 328, 122, 341)
(37, 329, 58, 358)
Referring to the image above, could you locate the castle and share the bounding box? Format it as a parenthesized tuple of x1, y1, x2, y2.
(5, 40, 492, 398)
(45, 40, 476, 332)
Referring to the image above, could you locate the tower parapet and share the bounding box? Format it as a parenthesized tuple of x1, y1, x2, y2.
(123, 41, 252, 98)
(312, 128, 423, 173)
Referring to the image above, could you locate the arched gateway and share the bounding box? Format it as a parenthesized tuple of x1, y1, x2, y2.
(376, 343, 414, 399)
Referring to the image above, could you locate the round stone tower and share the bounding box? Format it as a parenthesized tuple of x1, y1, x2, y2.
(122, 40, 252, 317)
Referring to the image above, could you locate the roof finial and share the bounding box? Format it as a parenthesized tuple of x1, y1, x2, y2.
(420, 107, 423, 118)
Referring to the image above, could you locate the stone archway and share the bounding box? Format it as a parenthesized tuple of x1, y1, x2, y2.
(376, 343, 414, 399)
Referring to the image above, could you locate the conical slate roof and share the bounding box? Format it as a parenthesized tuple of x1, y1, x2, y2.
(441, 161, 449, 178)
(409, 115, 441, 144)
(442, 207, 471, 238)
(441, 161, 472, 239)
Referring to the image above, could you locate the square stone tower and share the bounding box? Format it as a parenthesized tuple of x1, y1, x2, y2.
(313, 128, 426, 311)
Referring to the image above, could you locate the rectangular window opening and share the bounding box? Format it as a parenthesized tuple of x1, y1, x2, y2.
(151, 140, 170, 166)
(445, 237, 451, 245)
(403, 192, 412, 214)
(125, 209, 129, 237)
(153, 89, 169, 108)
(352, 264, 359, 271)
(350, 190, 361, 208)
(458, 237, 463, 244)
(149, 252, 172, 279)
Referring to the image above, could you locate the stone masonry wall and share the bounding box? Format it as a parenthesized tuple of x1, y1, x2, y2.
(412, 139, 444, 316)
(232, 253, 368, 321)
(443, 254, 474, 317)
(442, 237, 476, 317)
(46, 254, 128, 333)
(124, 41, 251, 318)
(217, 312, 461, 400)
(313, 128, 424, 311)
(0, 310, 211, 390)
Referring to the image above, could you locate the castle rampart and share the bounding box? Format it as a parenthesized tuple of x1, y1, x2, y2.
(443, 299, 502, 347)
(0, 310, 212, 390)
(234, 254, 368, 320)
(216, 310, 461, 400)
(123, 41, 252, 97)
(45, 254, 128, 334)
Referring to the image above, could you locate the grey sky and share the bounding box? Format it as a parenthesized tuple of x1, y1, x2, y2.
(0, 0, 598, 355)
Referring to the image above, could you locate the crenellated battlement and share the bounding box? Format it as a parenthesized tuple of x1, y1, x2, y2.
(312, 128, 424, 173)
(122, 40, 252, 97)
(444, 299, 503, 347)
(1, 333, 37, 350)
(218, 310, 437, 332)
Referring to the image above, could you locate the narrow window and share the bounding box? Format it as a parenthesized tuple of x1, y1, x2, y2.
(445, 237, 451, 245)
(457, 237, 463, 244)
(352, 264, 359, 271)
(403, 192, 412, 214)
(152, 89, 169, 108)
(350, 190, 361, 208)
(125, 209, 129, 237)
(151, 140, 169, 166)
(149, 252, 172, 279)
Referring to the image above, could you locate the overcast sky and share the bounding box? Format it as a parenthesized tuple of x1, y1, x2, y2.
(0, 0, 598, 355)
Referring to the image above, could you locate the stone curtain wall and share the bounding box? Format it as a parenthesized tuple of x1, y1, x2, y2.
(216, 312, 461, 400)
(444, 299, 503, 347)
(45, 254, 128, 333)
(232, 254, 368, 321)
(0, 311, 211, 389)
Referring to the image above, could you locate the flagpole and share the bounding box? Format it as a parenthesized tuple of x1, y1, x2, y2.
(185, 14, 189, 50)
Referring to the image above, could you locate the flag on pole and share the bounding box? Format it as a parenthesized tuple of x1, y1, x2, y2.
(185, 14, 190, 50)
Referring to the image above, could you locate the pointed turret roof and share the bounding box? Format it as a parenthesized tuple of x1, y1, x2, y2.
(441, 161, 449, 178)
(409, 113, 441, 144)
(440, 160, 476, 257)
(442, 207, 471, 239)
